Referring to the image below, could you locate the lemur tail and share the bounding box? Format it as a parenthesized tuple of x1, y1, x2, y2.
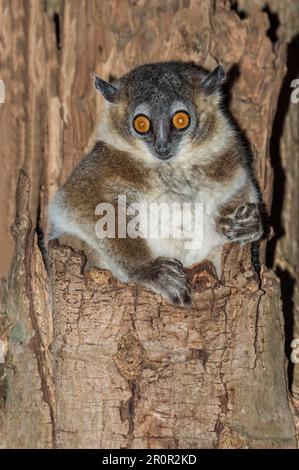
(251, 240, 260, 277)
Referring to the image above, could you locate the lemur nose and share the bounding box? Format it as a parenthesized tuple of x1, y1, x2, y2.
(155, 139, 171, 156)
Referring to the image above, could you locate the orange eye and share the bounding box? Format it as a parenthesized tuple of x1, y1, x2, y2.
(172, 111, 190, 130)
(133, 114, 150, 134)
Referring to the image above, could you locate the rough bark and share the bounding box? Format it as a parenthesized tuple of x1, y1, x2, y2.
(0, 0, 297, 448)
(239, 0, 299, 434)
(267, 0, 299, 404)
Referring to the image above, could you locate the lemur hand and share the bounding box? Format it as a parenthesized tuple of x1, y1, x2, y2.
(217, 203, 263, 243)
(135, 257, 191, 306)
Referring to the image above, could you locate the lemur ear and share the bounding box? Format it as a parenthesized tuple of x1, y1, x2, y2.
(201, 64, 225, 94)
(108, 73, 118, 82)
(93, 74, 119, 103)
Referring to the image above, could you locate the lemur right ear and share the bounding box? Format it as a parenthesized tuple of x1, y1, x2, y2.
(93, 74, 119, 103)
(201, 64, 225, 95)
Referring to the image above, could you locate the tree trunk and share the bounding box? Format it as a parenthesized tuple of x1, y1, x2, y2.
(0, 0, 297, 448)
(239, 0, 299, 426)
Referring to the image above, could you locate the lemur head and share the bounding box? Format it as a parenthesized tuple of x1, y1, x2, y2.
(94, 62, 226, 162)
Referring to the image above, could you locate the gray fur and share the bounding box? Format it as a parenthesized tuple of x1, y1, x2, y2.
(49, 61, 263, 306)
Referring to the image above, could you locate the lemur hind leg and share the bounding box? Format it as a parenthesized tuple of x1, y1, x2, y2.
(104, 236, 191, 306)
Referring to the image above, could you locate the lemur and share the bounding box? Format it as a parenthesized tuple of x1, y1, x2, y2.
(48, 62, 263, 306)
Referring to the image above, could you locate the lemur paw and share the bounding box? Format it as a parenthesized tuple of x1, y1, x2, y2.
(138, 257, 192, 306)
(218, 203, 263, 243)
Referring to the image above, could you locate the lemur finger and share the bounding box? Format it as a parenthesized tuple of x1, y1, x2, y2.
(224, 225, 263, 242)
(166, 285, 192, 306)
(235, 203, 257, 219)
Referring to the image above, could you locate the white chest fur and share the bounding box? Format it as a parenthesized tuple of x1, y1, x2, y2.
(140, 189, 223, 268)
(140, 165, 249, 268)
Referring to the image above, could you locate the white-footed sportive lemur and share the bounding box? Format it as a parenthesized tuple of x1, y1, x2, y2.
(48, 62, 263, 306)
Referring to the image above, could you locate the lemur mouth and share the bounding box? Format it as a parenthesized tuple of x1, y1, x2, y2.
(155, 152, 173, 161)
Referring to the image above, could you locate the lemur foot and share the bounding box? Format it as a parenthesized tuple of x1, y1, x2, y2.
(137, 257, 191, 306)
(218, 203, 263, 243)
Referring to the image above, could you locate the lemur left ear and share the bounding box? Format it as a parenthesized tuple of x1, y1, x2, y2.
(202, 64, 225, 94)
(93, 74, 119, 103)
